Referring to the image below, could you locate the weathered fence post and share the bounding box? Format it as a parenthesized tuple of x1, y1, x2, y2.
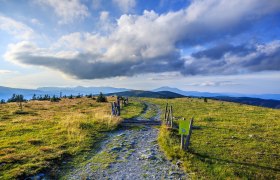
(181, 134, 185, 150)
(111, 102, 115, 115)
(180, 118, 185, 149)
(185, 118, 194, 151)
(113, 102, 117, 116)
(170, 105, 173, 128)
(117, 103, 121, 116)
(164, 103, 168, 122)
(117, 99, 120, 107)
(167, 108, 171, 126)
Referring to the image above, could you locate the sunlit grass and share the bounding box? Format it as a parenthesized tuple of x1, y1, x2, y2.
(0, 97, 124, 179)
(144, 97, 280, 179)
(120, 98, 145, 119)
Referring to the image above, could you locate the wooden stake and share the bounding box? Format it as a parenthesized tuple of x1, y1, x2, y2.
(166, 108, 170, 126)
(181, 135, 185, 150)
(185, 118, 194, 151)
(170, 105, 173, 128)
(164, 103, 168, 122)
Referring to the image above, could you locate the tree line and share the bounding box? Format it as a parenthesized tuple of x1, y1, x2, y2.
(0, 92, 108, 104)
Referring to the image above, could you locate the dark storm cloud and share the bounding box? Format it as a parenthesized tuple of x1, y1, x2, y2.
(14, 51, 183, 79)
(191, 44, 254, 59)
(181, 41, 280, 75)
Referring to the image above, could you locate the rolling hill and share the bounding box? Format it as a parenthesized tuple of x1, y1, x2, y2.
(153, 86, 280, 100)
(106, 90, 185, 98)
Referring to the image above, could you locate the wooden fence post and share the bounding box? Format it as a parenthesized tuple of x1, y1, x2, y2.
(181, 134, 185, 150)
(180, 118, 185, 150)
(111, 102, 115, 115)
(168, 108, 171, 126)
(164, 103, 168, 122)
(170, 105, 173, 128)
(113, 102, 117, 116)
(117, 104, 121, 116)
(185, 118, 194, 151)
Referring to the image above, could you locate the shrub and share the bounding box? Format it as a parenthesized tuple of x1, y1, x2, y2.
(0, 99, 5, 104)
(204, 97, 208, 103)
(96, 92, 107, 102)
(50, 95, 61, 102)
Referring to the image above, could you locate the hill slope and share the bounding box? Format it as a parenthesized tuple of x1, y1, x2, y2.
(153, 86, 280, 100)
(145, 97, 280, 179)
(106, 90, 185, 98)
(214, 96, 280, 109)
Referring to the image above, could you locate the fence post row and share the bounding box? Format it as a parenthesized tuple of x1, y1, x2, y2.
(164, 103, 194, 151)
(111, 101, 121, 116)
(164, 103, 174, 128)
(112, 97, 128, 116)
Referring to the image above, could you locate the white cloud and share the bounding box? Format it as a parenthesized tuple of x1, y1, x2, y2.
(187, 81, 239, 87)
(4, 0, 280, 79)
(0, 15, 35, 40)
(113, 0, 136, 13)
(99, 11, 109, 21)
(30, 18, 42, 26)
(0, 69, 14, 74)
(35, 0, 89, 24)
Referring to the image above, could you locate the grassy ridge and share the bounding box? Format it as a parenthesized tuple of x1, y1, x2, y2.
(0, 97, 143, 179)
(144, 98, 280, 179)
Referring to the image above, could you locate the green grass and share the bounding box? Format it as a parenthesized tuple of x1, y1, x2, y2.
(142, 103, 158, 119)
(120, 98, 145, 119)
(0, 97, 143, 179)
(144, 97, 280, 179)
(90, 151, 118, 171)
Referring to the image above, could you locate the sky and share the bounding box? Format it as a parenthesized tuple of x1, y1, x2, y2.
(0, 0, 280, 94)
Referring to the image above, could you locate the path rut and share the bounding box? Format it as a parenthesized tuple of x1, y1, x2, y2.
(66, 102, 187, 180)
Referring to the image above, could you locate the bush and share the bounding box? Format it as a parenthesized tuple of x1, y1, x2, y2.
(86, 94, 92, 98)
(204, 97, 208, 103)
(50, 95, 61, 102)
(96, 92, 107, 102)
(0, 99, 5, 104)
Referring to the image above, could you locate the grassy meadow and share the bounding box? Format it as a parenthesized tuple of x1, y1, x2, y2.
(144, 97, 280, 179)
(0, 97, 143, 179)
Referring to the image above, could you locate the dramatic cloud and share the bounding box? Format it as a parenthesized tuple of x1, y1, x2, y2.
(0, 15, 35, 40)
(35, 0, 89, 24)
(183, 40, 280, 75)
(4, 0, 280, 79)
(4, 41, 183, 79)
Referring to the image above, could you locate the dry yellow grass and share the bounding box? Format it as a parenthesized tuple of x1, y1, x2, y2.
(0, 97, 122, 179)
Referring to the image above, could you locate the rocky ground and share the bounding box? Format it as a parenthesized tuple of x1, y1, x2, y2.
(64, 103, 187, 180)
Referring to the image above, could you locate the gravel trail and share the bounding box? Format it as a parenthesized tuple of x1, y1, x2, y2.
(66, 103, 187, 180)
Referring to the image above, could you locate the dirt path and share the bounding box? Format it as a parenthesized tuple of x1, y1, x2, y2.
(65, 103, 187, 180)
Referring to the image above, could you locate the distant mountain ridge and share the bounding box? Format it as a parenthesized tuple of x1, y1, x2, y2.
(1, 85, 279, 108)
(106, 90, 185, 98)
(0, 86, 41, 100)
(153, 86, 280, 100)
(0, 86, 129, 100)
(213, 96, 280, 109)
(37, 86, 129, 95)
